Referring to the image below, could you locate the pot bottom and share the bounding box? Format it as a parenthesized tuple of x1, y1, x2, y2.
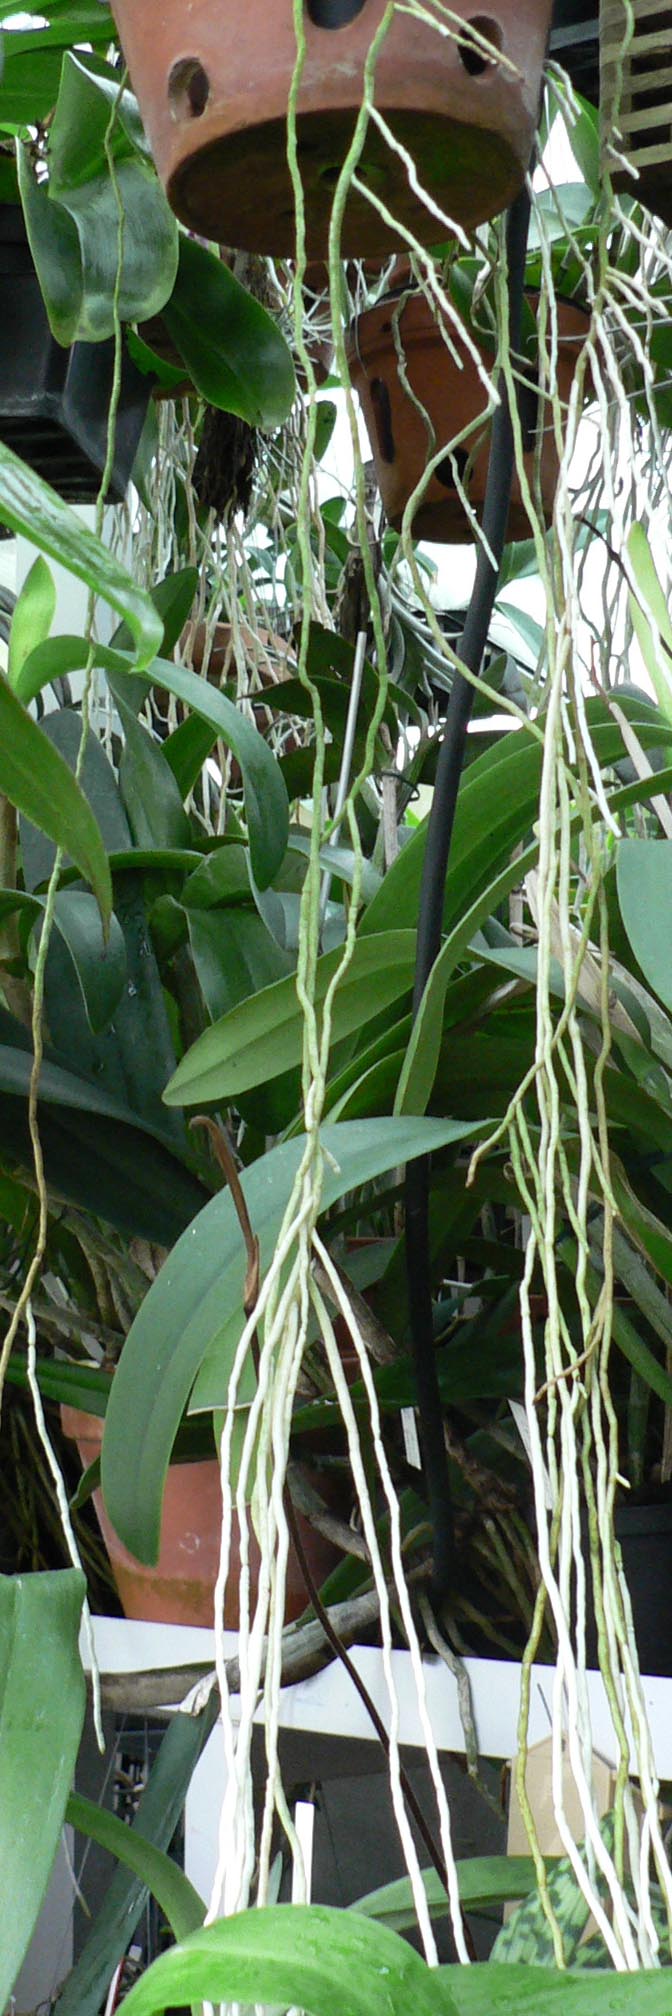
(168, 106, 520, 259)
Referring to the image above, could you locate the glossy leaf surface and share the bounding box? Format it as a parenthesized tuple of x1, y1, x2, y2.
(163, 234, 296, 428)
(119, 1905, 445, 2016)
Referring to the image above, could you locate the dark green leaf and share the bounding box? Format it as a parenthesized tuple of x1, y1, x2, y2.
(66, 1792, 205, 1940)
(56, 1691, 219, 2016)
(163, 234, 295, 429)
(0, 1570, 86, 2008)
(355, 1857, 555, 1932)
(0, 674, 111, 928)
(188, 907, 292, 1021)
(617, 840, 672, 1013)
(164, 930, 416, 1107)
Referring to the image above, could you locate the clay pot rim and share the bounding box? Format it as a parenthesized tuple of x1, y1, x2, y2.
(346, 286, 591, 371)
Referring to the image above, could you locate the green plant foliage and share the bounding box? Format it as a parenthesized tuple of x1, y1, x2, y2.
(66, 1792, 205, 1940)
(0, 673, 112, 927)
(101, 1115, 484, 1563)
(0, 445, 163, 667)
(162, 234, 296, 428)
(7, 555, 55, 691)
(164, 930, 417, 1107)
(617, 840, 672, 1013)
(626, 525, 672, 726)
(355, 1856, 555, 1931)
(15, 640, 290, 891)
(56, 1690, 219, 2016)
(118, 1904, 446, 2016)
(0, 887, 127, 1032)
(111, 1903, 672, 2016)
(20, 55, 179, 342)
(0, 1569, 86, 2008)
(0, 1004, 208, 1243)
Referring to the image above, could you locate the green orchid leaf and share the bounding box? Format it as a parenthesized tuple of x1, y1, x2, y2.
(0, 447, 163, 668)
(105, 1902, 672, 2016)
(102, 1116, 483, 1563)
(56, 1691, 219, 2016)
(16, 145, 83, 347)
(0, 42, 63, 122)
(0, 887, 126, 1031)
(66, 1793, 205, 1941)
(355, 1857, 554, 1932)
(40, 53, 178, 338)
(164, 930, 416, 1107)
(626, 524, 672, 727)
(0, 675, 111, 928)
(117, 1905, 446, 2016)
(7, 556, 56, 691)
(14, 637, 288, 890)
(162, 233, 296, 429)
(617, 839, 672, 1013)
(0, 1570, 86, 2010)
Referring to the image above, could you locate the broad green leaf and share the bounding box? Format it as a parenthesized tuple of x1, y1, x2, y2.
(118, 1905, 446, 2016)
(115, 693, 191, 851)
(66, 1793, 205, 1941)
(0, 1570, 86, 2009)
(0, 1004, 207, 1244)
(163, 234, 296, 429)
(183, 845, 253, 910)
(42, 54, 179, 339)
(0, 674, 111, 928)
(14, 638, 289, 891)
(56, 1690, 219, 2016)
(617, 839, 672, 1012)
(0, 42, 63, 121)
(613, 1164, 672, 1292)
(109, 1904, 672, 2016)
(627, 524, 672, 726)
(447, 1962, 672, 2013)
(111, 564, 198, 661)
(355, 1857, 553, 1932)
(164, 930, 416, 1107)
(102, 1116, 483, 1562)
(564, 94, 600, 195)
(492, 1853, 589, 1967)
(0, 887, 126, 1031)
(187, 907, 292, 1021)
(163, 713, 217, 799)
(7, 557, 55, 691)
(0, 446, 163, 668)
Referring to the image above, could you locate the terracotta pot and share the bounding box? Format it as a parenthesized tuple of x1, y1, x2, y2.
(347, 289, 589, 543)
(62, 1405, 337, 1628)
(110, 0, 552, 257)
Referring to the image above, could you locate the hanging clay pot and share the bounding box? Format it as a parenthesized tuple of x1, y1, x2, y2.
(0, 207, 150, 503)
(110, 0, 553, 257)
(62, 1405, 338, 1628)
(347, 288, 589, 543)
